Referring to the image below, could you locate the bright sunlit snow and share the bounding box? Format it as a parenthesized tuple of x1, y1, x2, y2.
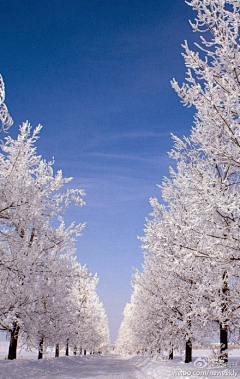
(0, 347, 240, 379)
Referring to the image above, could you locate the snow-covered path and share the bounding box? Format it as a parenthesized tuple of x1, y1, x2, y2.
(0, 355, 152, 379)
(1, 352, 240, 379)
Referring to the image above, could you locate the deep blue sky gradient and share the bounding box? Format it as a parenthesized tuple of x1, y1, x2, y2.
(1, 0, 196, 342)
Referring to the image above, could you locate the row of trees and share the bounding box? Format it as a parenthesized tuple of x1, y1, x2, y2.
(0, 80, 109, 359)
(116, 0, 240, 363)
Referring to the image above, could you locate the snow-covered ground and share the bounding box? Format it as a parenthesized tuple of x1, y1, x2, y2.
(0, 342, 239, 379)
(131, 350, 240, 378)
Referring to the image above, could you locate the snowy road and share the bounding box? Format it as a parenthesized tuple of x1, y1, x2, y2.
(1, 353, 240, 378)
(0, 355, 153, 379)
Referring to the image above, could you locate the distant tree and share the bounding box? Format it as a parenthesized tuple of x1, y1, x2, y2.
(71, 268, 110, 354)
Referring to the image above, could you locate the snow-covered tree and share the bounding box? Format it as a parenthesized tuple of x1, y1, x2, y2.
(0, 75, 13, 131)
(71, 268, 110, 354)
(20, 256, 79, 358)
(0, 76, 110, 360)
(118, 0, 240, 363)
(0, 122, 86, 358)
(116, 248, 210, 359)
(169, 0, 240, 361)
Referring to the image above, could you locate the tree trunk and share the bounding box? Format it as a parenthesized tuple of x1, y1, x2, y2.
(220, 323, 228, 363)
(66, 339, 69, 356)
(219, 272, 228, 362)
(55, 343, 60, 357)
(84, 349, 87, 355)
(73, 346, 77, 355)
(8, 322, 20, 360)
(185, 339, 192, 363)
(79, 348, 82, 355)
(169, 347, 173, 360)
(38, 337, 44, 359)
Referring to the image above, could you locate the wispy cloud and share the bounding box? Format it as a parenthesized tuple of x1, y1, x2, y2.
(80, 130, 172, 150)
(69, 172, 163, 211)
(99, 131, 171, 141)
(86, 151, 168, 165)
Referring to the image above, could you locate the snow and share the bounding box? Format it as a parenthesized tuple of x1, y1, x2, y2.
(0, 354, 147, 379)
(131, 350, 240, 378)
(0, 345, 239, 379)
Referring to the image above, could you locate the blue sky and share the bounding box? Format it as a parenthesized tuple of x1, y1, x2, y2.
(1, 0, 196, 342)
